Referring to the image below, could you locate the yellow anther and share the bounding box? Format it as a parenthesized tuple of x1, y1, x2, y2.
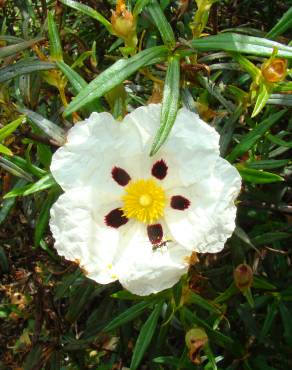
(121, 179, 166, 224)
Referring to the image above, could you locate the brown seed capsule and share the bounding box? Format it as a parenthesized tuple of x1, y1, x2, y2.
(233, 263, 253, 292)
(261, 58, 287, 83)
(185, 328, 208, 364)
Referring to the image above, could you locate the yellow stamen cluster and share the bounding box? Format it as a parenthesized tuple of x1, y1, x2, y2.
(121, 179, 166, 224)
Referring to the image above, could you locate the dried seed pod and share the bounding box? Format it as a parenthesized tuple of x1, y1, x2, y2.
(233, 263, 253, 292)
(261, 58, 287, 83)
(185, 327, 208, 364)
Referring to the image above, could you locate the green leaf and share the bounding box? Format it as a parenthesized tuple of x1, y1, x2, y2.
(47, 11, 63, 61)
(64, 46, 168, 116)
(187, 292, 221, 314)
(189, 33, 292, 58)
(236, 164, 284, 184)
(279, 302, 292, 346)
(65, 281, 97, 322)
(150, 54, 180, 155)
(231, 53, 260, 80)
(0, 116, 25, 142)
(227, 109, 287, 162)
(56, 60, 103, 112)
(0, 246, 9, 274)
(251, 232, 291, 246)
(252, 83, 271, 117)
(252, 276, 277, 290)
(266, 133, 292, 148)
(266, 7, 292, 39)
(0, 59, 55, 83)
(0, 179, 27, 225)
(246, 159, 290, 170)
(258, 301, 278, 342)
(60, 0, 112, 33)
(147, 0, 175, 47)
(4, 155, 46, 178)
(4, 174, 57, 198)
(130, 302, 163, 370)
(0, 156, 34, 182)
(267, 94, 292, 107)
(0, 37, 43, 58)
(133, 0, 151, 17)
(0, 143, 12, 155)
(104, 300, 153, 332)
(34, 189, 59, 247)
(17, 107, 66, 146)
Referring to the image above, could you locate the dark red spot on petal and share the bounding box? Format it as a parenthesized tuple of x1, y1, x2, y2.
(170, 195, 191, 210)
(151, 159, 168, 180)
(112, 167, 131, 186)
(105, 208, 128, 228)
(147, 224, 163, 245)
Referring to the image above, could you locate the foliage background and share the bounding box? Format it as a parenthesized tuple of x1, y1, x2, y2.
(0, 0, 291, 369)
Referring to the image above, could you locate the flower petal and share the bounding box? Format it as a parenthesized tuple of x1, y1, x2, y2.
(125, 104, 220, 187)
(50, 187, 121, 284)
(164, 158, 241, 253)
(115, 223, 189, 296)
(50, 112, 143, 191)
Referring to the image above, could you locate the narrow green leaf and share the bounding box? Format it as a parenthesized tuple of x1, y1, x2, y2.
(266, 133, 292, 148)
(0, 246, 9, 274)
(246, 159, 290, 170)
(258, 301, 278, 342)
(60, 0, 112, 33)
(34, 189, 59, 247)
(4, 174, 57, 198)
(0, 116, 25, 142)
(4, 155, 46, 178)
(65, 281, 96, 322)
(189, 33, 292, 58)
(0, 37, 43, 58)
(231, 53, 260, 80)
(252, 276, 277, 290)
(130, 302, 163, 370)
(266, 7, 292, 39)
(279, 302, 292, 346)
(150, 55, 180, 155)
(268, 93, 292, 107)
(0, 156, 34, 182)
(0, 35, 25, 44)
(227, 109, 287, 162)
(0, 143, 12, 155)
(187, 292, 221, 314)
(17, 107, 66, 146)
(147, 0, 175, 47)
(251, 232, 290, 246)
(251, 83, 271, 117)
(236, 164, 284, 184)
(104, 300, 153, 332)
(56, 60, 103, 112)
(0, 59, 55, 83)
(0, 179, 27, 225)
(48, 11, 63, 61)
(133, 0, 151, 17)
(64, 46, 168, 116)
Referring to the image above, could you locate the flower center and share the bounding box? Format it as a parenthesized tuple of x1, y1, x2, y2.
(121, 179, 166, 224)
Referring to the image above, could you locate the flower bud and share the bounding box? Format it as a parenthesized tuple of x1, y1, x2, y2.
(261, 58, 287, 83)
(111, 0, 137, 48)
(233, 263, 253, 292)
(185, 327, 208, 364)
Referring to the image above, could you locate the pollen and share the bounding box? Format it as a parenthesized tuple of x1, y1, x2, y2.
(121, 179, 166, 224)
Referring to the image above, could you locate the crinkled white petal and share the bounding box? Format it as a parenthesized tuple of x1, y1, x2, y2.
(115, 223, 189, 296)
(50, 112, 143, 191)
(50, 187, 121, 284)
(125, 104, 220, 186)
(164, 157, 241, 253)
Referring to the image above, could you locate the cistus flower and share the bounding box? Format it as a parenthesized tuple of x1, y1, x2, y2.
(49, 104, 241, 296)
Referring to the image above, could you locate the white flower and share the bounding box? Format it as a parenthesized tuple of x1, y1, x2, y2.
(50, 104, 241, 296)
